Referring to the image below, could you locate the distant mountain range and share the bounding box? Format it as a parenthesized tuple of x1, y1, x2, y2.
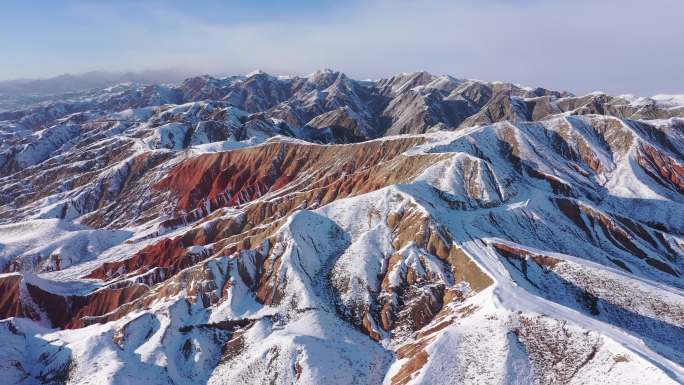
(1, 69, 684, 385)
(0, 69, 191, 96)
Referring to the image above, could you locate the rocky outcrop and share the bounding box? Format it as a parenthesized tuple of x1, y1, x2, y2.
(2, 71, 684, 385)
(637, 143, 684, 196)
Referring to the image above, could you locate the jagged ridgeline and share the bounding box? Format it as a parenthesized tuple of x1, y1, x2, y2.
(1, 70, 684, 385)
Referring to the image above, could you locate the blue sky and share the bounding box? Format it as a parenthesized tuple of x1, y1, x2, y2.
(2, 0, 683, 95)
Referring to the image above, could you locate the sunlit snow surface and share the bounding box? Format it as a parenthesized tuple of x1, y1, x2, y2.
(2, 74, 684, 384)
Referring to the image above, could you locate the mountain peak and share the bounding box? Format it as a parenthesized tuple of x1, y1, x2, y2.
(308, 68, 339, 76)
(245, 69, 270, 77)
(1, 69, 684, 385)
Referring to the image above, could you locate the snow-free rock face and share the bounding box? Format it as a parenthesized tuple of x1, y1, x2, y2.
(2, 71, 684, 385)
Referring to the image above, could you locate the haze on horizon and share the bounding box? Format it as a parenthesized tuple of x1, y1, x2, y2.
(2, 0, 683, 96)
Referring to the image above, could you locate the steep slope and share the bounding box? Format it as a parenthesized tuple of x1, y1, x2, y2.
(1, 71, 684, 385)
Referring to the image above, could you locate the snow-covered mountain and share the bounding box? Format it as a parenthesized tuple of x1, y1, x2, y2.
(0, 70, 191, 99)
(1, 70, 684, 385)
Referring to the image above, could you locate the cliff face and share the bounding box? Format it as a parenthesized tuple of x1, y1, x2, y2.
(1, 71, 684, 385)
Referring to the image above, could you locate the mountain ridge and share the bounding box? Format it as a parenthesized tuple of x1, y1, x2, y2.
(1, 70, 684, 384)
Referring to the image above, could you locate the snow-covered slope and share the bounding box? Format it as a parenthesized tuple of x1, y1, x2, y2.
(1, 71, 684, 385)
